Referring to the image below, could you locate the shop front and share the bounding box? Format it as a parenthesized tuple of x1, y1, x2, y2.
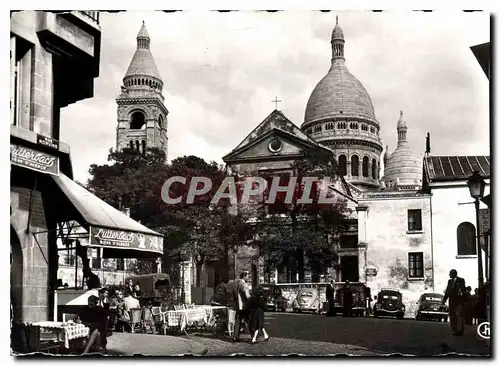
(11, 126, 164, 351)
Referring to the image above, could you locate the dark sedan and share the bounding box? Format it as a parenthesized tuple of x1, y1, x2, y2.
(415, 293, 448, 322)
(261, 284, 288, 312)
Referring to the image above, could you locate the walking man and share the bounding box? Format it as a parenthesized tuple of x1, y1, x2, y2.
(326, 279, 335, 316)
(232, 271, 250, 342)
(442, 269, 467, 336)
(342, 280, 353, 317)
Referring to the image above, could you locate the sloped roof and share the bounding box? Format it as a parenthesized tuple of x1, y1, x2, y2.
(233, 109, 324, 152)
(423, 155, 490, 181)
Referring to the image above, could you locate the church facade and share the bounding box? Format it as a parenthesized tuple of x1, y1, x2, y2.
(223, 18, 435, 304)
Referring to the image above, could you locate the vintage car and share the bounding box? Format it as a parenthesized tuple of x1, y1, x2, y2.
(415, 293, 448, 322)
(125, 273, 171, 306)
(373, 289, 405, 319)
(292, 288, 322, 313)
(260, 284, 288, 312)
(330, 283, 367, 316)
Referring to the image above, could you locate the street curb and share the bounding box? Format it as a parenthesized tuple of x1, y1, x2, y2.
(186, 344, 209, 356)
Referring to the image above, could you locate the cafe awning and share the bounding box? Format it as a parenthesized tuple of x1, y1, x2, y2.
(51, 173, 163, 258)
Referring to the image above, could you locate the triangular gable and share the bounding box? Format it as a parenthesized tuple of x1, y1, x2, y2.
(231, 109, 323, 153)
(224, 126, 331, 162)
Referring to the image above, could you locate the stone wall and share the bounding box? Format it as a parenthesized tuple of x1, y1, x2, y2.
(11, 186, 50, 322)
(359, 192, 433, 304)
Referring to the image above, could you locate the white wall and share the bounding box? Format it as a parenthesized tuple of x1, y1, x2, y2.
(360, 193, 432, 303)
(431, 183, 489, 293)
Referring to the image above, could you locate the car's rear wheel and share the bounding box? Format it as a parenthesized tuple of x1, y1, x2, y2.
(397, 314, 404, 320)
(374, 311, 379, 318)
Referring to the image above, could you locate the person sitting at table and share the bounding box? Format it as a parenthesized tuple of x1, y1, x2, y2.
(77, 295, 108, 354)
(124, 289, 140, 311)
(98, 288, 110, 309)
(126, 279, 141, 299)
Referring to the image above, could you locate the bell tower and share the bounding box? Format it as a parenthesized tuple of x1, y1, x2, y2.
(116, 22, 169, 158)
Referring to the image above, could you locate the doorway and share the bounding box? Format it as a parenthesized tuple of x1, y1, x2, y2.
(340, 255, 359, 282)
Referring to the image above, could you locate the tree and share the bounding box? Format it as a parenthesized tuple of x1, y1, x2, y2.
(86, 149, 254, 284)
(245, 150, 350, 282)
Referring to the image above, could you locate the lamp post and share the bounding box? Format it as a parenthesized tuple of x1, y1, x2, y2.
(467, 171, 486, 288)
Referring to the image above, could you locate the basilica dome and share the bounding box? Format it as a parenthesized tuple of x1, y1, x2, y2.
(303, 65, 377, 125)
(301, 17, 383, 191)
(383, 111, 423, 187)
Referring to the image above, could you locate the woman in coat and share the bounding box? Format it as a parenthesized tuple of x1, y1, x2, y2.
(248, 287, 270, 344)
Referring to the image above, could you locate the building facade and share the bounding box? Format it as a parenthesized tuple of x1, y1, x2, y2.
(116, 22, 169, 157)
(422, 156, 490, 293)
(10, 10, 101, 323)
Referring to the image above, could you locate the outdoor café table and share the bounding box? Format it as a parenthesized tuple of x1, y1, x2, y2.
(31, 321, 90, 349)
(195, 305, 227, 324)
(162, 308, 207, 335)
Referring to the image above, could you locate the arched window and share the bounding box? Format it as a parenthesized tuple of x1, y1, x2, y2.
(158, 115, 163, 129)
(129, 141, 134, 150)
(141, 140, 146, 154)
(338, 155, 347, 176)
(457, 222, 477, 256)
(371, 158, 377, 179)
(130, 111, 146, 130)
(351, 155, 359, 176)
(362, 156, 369, 177)
(135, 140, 140, 151)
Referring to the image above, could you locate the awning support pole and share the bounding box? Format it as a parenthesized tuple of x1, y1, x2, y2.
(31, 232, 48, 265)
(25, 175, 38, 234)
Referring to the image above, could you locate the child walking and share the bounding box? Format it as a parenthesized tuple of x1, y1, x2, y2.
(248, 287, 270, 344)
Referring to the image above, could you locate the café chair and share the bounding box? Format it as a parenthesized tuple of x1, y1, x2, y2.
(128, 308, 143, 333)
(141, 307, 155, 334)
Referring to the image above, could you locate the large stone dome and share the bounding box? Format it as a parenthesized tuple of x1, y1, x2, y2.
(303, 64, 377, 126)
(301, 17, 383, 191)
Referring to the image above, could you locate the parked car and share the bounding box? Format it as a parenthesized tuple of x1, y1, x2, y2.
(373, 289, 405, 319)
(330, 283, 367, 316)
(415, 293, 448, 322)
(260, 284, 288, 312)
(292, 288, 322, 313)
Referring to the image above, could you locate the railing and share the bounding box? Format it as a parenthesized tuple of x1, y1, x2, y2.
(79, 11, 99, 24)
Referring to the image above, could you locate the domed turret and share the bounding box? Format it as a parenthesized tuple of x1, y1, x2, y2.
(382, 111, 423, 187)
(122, 22, 163, 92)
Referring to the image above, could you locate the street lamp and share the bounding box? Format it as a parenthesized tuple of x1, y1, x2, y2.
(467, 171, 485, 288)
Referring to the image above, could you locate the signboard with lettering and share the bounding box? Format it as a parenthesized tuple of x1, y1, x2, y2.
(479, 209, 490, 235)
(88, 226, 163, 255)
(10, 144, 60, 175)
(37, 134, 60, 150)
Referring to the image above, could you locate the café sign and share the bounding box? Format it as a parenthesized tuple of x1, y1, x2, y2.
(10, 144, 59, 175)
(89, 226, 163, 254)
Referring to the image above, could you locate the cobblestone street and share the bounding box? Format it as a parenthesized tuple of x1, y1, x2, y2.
(189, 312, 491, 356)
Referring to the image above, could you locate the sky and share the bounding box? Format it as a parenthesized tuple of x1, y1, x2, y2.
(59, 10, 491, 183)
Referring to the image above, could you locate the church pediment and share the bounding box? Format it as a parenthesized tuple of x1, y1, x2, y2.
(224, 128, 328, 163)
(224, 109, 331, 163)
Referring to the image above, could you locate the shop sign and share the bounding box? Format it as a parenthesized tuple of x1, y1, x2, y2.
(10, 144, 59, 175)
(89, 226, 163, 254)
(37, 134, 59, 150)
